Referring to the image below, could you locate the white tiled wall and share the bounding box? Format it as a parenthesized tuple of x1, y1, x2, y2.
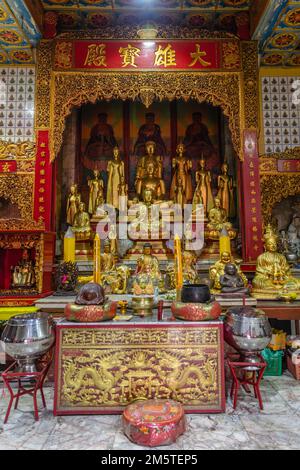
(0, 66, 35, 142)
(261, 75, 300, 154)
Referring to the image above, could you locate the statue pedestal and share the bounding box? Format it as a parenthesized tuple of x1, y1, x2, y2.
(75, 241, 93, 261)
(125, 240, 172, 261)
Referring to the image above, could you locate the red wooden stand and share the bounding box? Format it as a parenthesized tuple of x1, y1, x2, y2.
(227, 354, 267, 410)
(2, 355, 52, 424)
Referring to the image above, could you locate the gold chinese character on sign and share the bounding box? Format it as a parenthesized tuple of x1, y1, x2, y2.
(283, 161, 291, 171)
(2, 163, 10, 172)
(119, 44, 141, 68)
(84, 44, 107, 67)
(189, 44, 212, 67)
(154, 44, 176, 68)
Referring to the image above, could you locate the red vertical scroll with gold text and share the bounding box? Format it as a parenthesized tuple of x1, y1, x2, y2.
(33, 130, 53, 231)
(241, 130, 264, 261)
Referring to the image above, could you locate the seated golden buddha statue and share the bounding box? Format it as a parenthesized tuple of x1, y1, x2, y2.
(72, 202, 91, 240)
(167, 249, 200, 289)
(209, 251, 247, 294)
(206, 197, 236, 240)
(101, 239, 116, 272)
(136, 160, 165, 202)
(11, 249, 36, 288)
(135, 243, 162, 285)
(252, 225, 300, 299)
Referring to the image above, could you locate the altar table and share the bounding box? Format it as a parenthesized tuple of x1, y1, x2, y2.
(53, 318, 225, 415)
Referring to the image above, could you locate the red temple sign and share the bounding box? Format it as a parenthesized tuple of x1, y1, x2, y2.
(277, 159, 300, 173)
(54, 40, 241, 71)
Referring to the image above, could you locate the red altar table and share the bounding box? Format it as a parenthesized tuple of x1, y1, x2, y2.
(53, 318, 225, 415)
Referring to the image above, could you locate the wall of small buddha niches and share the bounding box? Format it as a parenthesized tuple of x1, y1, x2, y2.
(261, 73, 300, 154)
(0, 66, 35, 143)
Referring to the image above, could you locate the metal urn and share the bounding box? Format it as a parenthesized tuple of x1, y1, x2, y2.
(224, 307, 272, 367)
(1, 312, 55, 373)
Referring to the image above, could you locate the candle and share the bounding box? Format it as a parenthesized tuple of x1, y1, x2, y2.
(63, 227, 75, 263)
(219, 228, 231, 255)
(174, 234, 183, 290)
(93, 233, 101, 284)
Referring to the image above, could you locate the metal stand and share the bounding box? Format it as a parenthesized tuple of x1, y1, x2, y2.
(227, 353, 267, 410)
(2, 351, 53, 424)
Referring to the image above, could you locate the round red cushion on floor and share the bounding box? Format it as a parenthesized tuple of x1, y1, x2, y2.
(123, 399, 186, 447)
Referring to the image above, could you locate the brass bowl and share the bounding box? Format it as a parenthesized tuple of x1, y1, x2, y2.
(131, 296, 154, 317)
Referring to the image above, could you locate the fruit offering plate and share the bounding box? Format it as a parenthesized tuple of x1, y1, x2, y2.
(123, 399, 186, 447)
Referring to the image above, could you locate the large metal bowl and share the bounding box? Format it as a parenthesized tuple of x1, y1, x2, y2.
(1, 312, 55, 372)
(224, 307, 272, 367)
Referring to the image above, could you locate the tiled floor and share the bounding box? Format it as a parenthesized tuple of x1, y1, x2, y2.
(0, 372, 299, 450)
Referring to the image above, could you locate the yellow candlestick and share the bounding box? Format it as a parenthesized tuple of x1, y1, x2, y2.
(219, 228, 231, 255)
(93, 233, 101, 284)
(63, 227, 75, 263)
(174, 234, 183, 290)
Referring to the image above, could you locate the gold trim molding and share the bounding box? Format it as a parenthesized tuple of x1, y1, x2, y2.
(0, 140, 36, 160)
(260, 174, 300, 224)
(0, 174, 38, 231)
(51, 71, 243, 161)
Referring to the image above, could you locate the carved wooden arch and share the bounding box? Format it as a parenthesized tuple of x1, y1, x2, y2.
(49, 71, 243, 162)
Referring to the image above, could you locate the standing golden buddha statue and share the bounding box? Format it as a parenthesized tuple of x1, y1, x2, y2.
(88, 170, 104, 215)
(217, 163, 235, 218)
(170, 143, 193, 203)
(106, 146, 125, 209)
(66, 184, 81, 226)
(194, 157, 213, 216)
(252, 225, 300, 299)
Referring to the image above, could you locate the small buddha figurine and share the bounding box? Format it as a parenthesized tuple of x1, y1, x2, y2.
(170, 143, 193, 203)
(101, 239, 116, 272)
(220, 263, 249, 295)
(107, 146, 125, 209)
(207, 197, 232, 232)
(66, 184, 81, 226)
(210, 251, 247, 293)
(182, 250, 200, 284)
(174, 176, 185, 208)
(75, 282, 105, 306)
(252, 225, 300, 297)
(72, 202, 91, 240)
(88, 170, 104, 215)
(136, 160, 166, 202)
(135, 243, 162, 282)
(118, 175, 128, 198)
(195, 157, 214, 216)
(217, 163, 235, 218)
(11, 249, 36, 288)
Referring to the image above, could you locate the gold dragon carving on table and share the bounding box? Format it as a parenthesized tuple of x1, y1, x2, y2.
(59, 327, 222, 409)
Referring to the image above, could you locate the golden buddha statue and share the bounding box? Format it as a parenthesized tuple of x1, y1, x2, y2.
(118, 175, 128, 198)
(88, 170, 104, 215)
(209, 251, 247, 294)
(136, 160, 166, 202)
(252, 225, 300, 298)
(182, 250, 199, 284)
(135, 243, 162, 283)
(170, 143, 193, 203)
(72, 202, 91, 240)
(66, 184, 81, 226)
(195, 157, 214, 216)
(101, 239, 116, 272)
(11, 249, 36, 288)
(135, 141, 163, 188)
(174, 176, 185, 208)
(107, 146, 125, 209)
(206, 197, 236, 240)
(217, 163, 235, 218)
